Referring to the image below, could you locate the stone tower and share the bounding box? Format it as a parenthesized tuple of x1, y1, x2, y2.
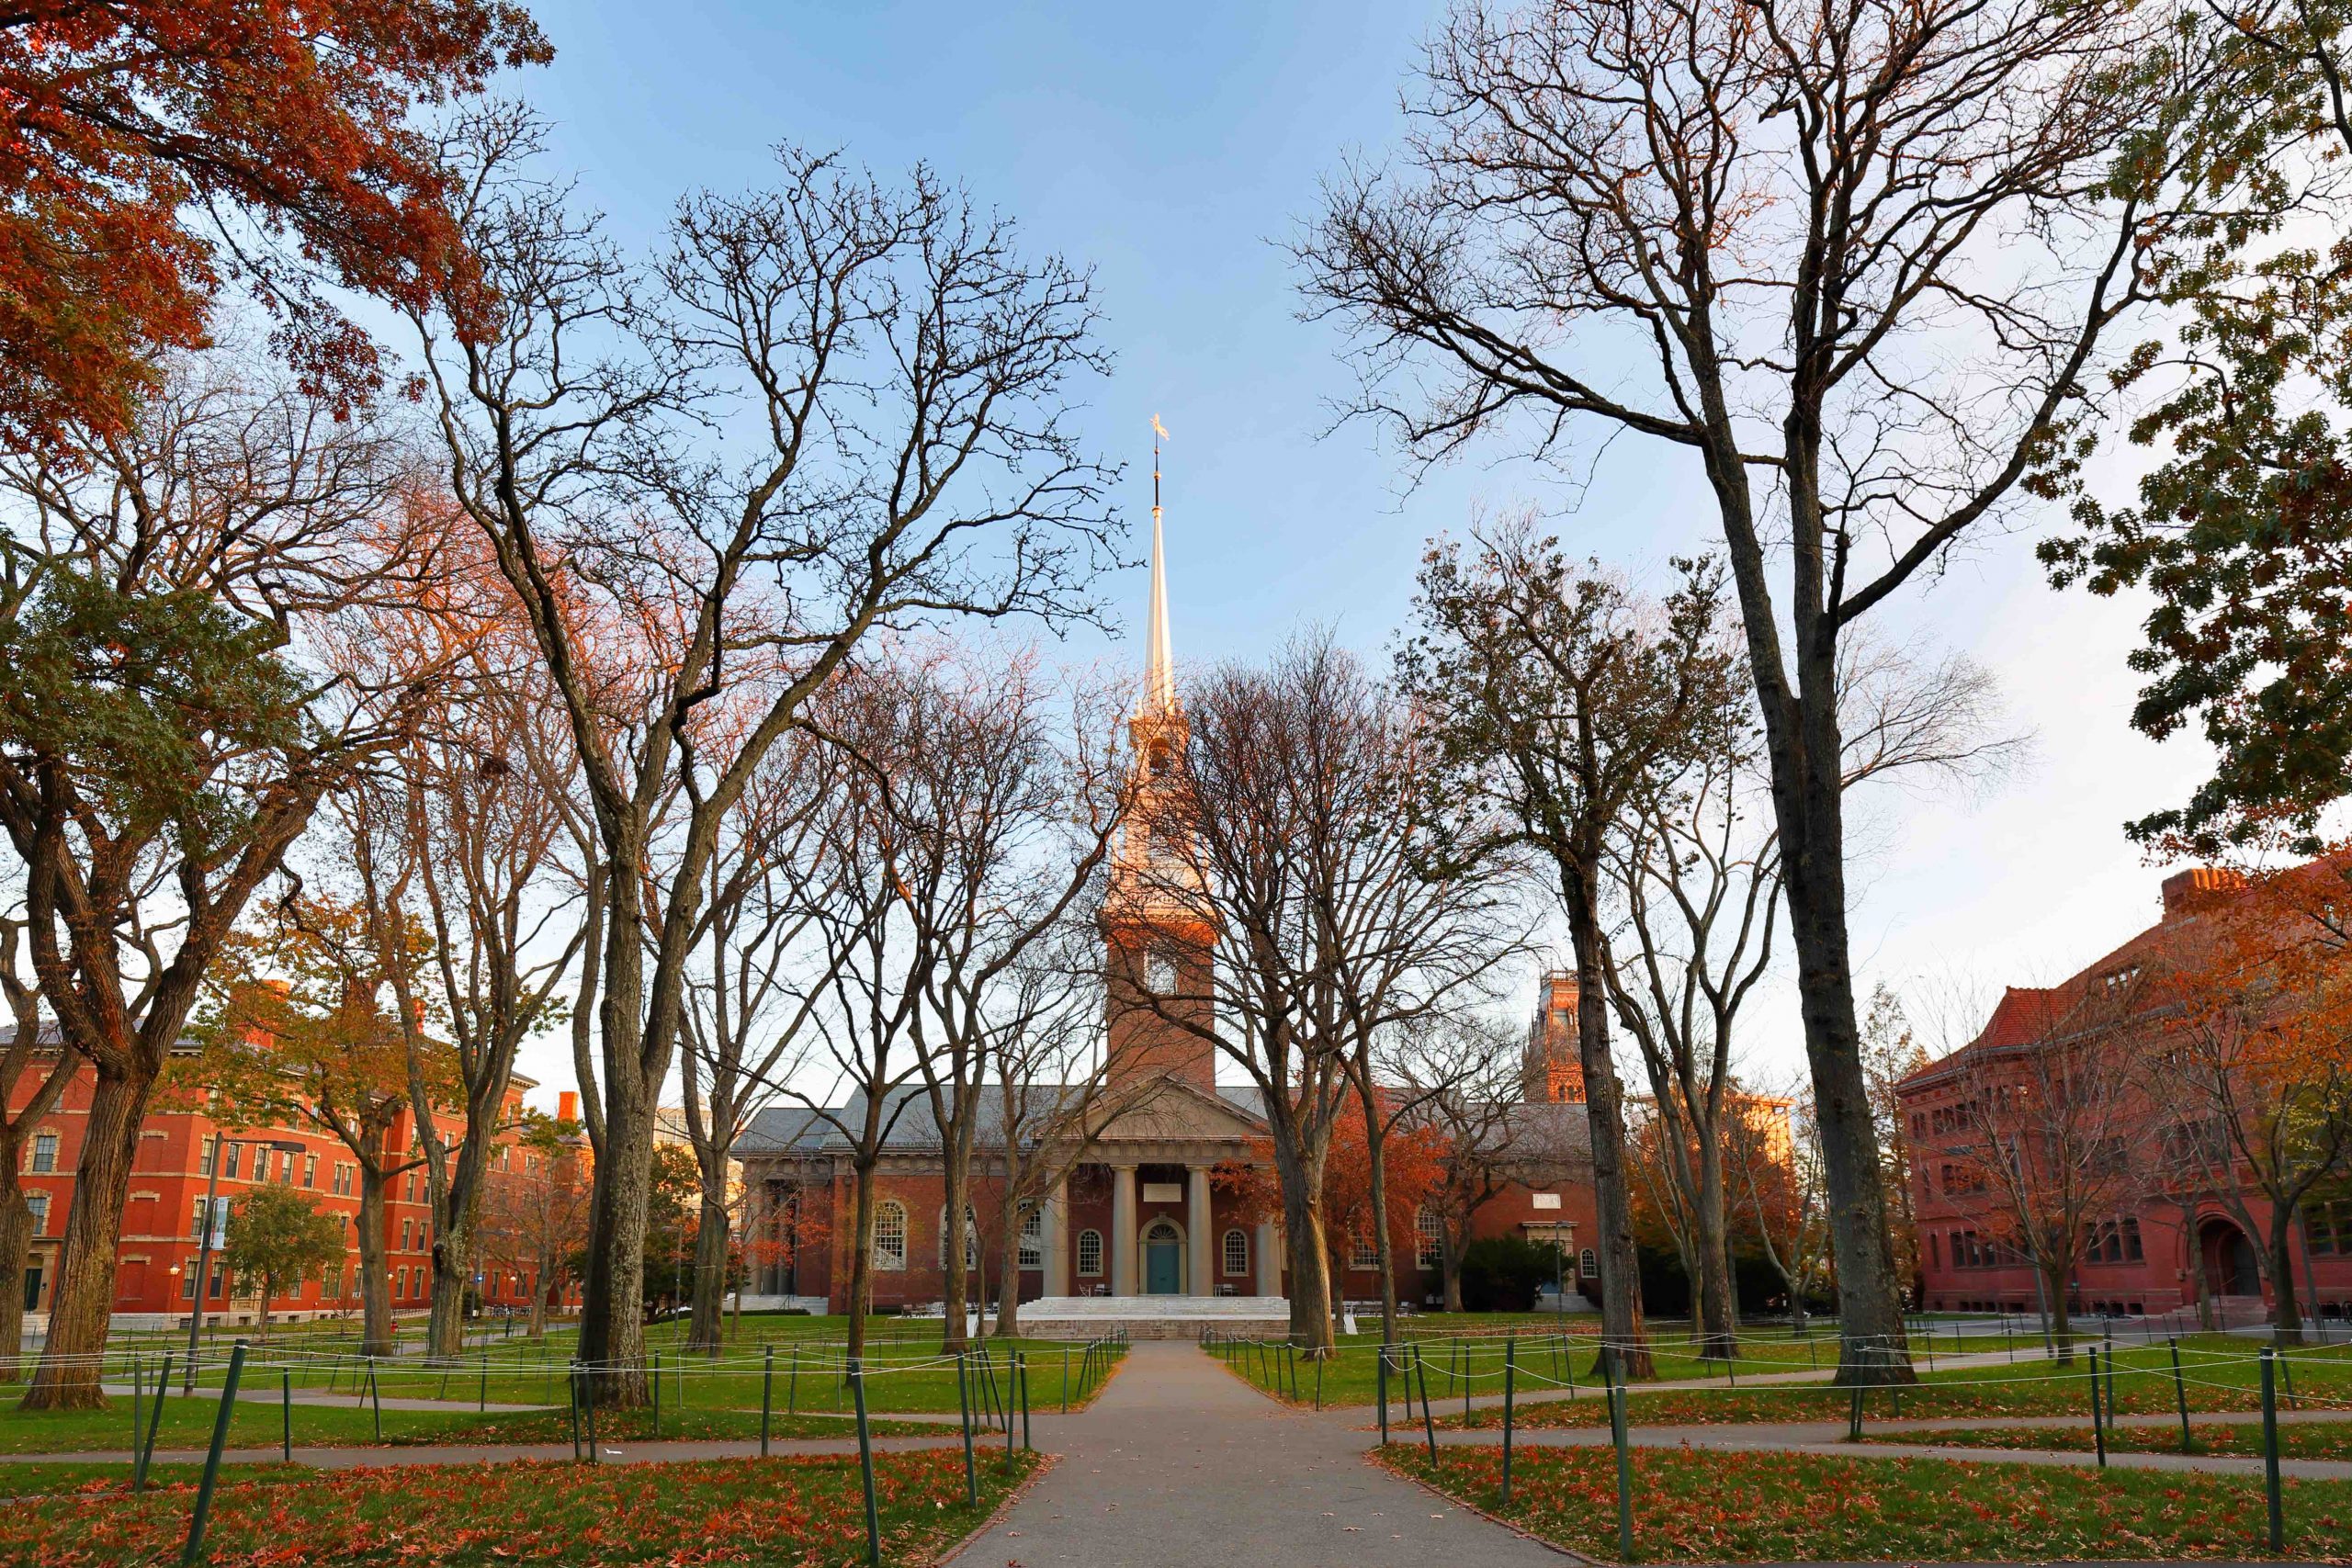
(1523, 971, 1587, 1104)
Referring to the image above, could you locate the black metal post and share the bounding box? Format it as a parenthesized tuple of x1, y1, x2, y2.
(2261, 1347, 2284, 1552)
(179, 1339, 247, 1568)
(761, 1345, 774, 1458)
(849, 1358, 881, 1568)
(2169, 1337, 2191, 1452)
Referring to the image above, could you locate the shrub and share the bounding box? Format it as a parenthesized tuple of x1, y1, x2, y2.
(1461, 1235, 1559, 1311)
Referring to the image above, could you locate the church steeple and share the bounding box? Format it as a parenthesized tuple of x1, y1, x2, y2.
(1102, 413, 1216, 1093)
(1143, 414, 1176, 717)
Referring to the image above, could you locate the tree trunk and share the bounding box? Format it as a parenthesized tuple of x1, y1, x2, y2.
(686, 1191, 729, 1355)
(576, 874, 656, 1409)
(2044, 1258, 2075, 1365)
(256, 1283, 273, 1347)
(426, 1117, 500, 1359)
(20, 1065, 149, 1410)
(1777, 751, 1915, 1386)
(527, 1266, 549, 1339)
(2269, 1219, 2304, 1347)
(1441, 1228, 1466, 1314)
(1565, 874, 1652, 1381)
(938, 1160, 970, 1354)
(1693, 1138, 1737, 1359)
(355, 1168, 397, 1359)
(0, 1177, 30, 1383)
(1273, 1156, 1335, 1355)
(1363, 1083, 1400, 1348)
(993, 1207, 1023, 1337)
(843, 1163, 877, 1363)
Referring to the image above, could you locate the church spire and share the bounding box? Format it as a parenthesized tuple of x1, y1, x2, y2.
(1143, 414, 1175, 716)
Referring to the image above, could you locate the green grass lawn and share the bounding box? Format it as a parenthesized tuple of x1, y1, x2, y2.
(1866, 1416, 2352, 1462)
(1379, 1442, 2352, 1561)
(1209, 1317, 2041, 1409)
(1425, 1335, 2352, 1431)
(66, 1314, 1122, 1416)
(0, 1448, 1038, 1566)
(0, 1388, 956, 1457)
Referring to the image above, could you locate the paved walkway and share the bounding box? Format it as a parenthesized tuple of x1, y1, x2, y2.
(950, 1340, 1562, 1568)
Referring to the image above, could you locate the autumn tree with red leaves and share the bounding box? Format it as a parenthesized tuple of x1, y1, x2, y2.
(0, 1, 548, 450)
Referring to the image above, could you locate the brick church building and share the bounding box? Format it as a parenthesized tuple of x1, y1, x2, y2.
(736, 462, 1596, 1330)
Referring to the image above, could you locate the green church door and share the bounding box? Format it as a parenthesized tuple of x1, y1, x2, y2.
(1145, 1232, 1182, 1294)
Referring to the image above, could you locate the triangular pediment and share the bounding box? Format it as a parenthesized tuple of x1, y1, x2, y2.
(1089, 1077, 1266, 1146)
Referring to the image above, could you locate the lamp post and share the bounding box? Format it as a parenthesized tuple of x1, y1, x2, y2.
(186, 1134, 306, 1390)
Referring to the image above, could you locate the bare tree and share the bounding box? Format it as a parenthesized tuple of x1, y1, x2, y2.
(1304, 0, 2197, 1382)
(407, 118, 1118, 1403)
(1394, 1015, 1524, 1313)
(322, 576, 593, 1360)
(0, 360, 430, 1406)
(1925, 982, 2147, 1362)
(479, 1122, 591, 1338)
(1606, 636, 2022, 1357)
(1400, 525, 1740, 1377)
(675, 727, 842, 1355)
(1732, 1084, 1831, 1333)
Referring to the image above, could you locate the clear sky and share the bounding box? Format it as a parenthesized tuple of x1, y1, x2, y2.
(502, 0, 2231, 1100)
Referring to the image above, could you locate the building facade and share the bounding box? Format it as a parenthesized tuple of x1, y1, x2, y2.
(737, 473, 1599, 1324)
(8, 1034, 554, 1329)
(1901, 864, 2352, 1323)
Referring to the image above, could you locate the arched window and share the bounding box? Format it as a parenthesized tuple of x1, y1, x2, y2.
(938, 1204, 978, 1269)
(1222, 1228, 1249, 1278)
(1077, 1228, 1104, 1278)
(1578, 1247, 1599, 1280)
(1018, 1205, 1045, 1269)
(874, 1201, 908, 1271)
(1414, 1207, 1442, 1268)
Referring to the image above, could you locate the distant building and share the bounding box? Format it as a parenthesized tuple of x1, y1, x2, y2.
(1525, 972, 1588, 1104)
(1901, 863, 2352, 1323)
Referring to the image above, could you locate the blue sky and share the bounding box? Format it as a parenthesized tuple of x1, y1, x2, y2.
(502, 0, 2227, 1095)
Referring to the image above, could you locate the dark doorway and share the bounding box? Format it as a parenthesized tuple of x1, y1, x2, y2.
(2201, 1218, 2261, 1297)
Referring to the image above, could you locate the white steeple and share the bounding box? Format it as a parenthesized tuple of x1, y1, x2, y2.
(1142, 415, 1176, 716)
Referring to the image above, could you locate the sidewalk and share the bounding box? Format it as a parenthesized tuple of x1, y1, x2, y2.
(949, 1339, 1563, 1568)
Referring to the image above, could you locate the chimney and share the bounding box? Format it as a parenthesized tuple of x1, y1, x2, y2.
(2161, 866, 2245, 919)
(558, 1090, 579, 1124)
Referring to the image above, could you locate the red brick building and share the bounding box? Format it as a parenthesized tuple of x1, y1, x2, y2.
(1900, 865, 2352, 1324)
(9, 1032, 553, 1330)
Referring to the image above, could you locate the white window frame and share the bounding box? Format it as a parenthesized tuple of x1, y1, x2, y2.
(874, 1201, 908, 1271)
(1018, 1205, 1045, 1269)
(28, 1130, 57, 1173)
(25, 1191, 48, 1235)
(1415, 1207, 1442, 1269)
(1222, 1228, 1249, 1278)
(1348, 1233, 1378, 1271)
(938, 1204, 978, 1270)
(1076, 1228, 1104, 1278)
(1579, 1247, 1600, 1280)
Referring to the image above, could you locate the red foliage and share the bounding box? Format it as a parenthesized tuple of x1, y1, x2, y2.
(0, 1, 549, 448)
(1322, 1094, 1446, 1270)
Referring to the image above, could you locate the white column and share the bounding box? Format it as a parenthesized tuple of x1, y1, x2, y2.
(1188, 1165, 1214, 1296)
(1257, 1220, 1280, 1297)
(1111, 1164, 1138, 1296)
(1043, 1175, 1069, 1298)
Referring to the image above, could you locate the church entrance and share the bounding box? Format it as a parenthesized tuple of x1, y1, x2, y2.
(1144, 1219, 1182, 1294)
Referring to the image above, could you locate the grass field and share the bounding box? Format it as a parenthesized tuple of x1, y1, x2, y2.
(1209, 1316, 2052, 1409)
(0, 1392, 950, 1457)
(0, 1448, 1038, 1566)
(1379, 1442, 2352, 1561)
(1415, 1335, 2352, 1431)
(14, 1314, 1124, 1420)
